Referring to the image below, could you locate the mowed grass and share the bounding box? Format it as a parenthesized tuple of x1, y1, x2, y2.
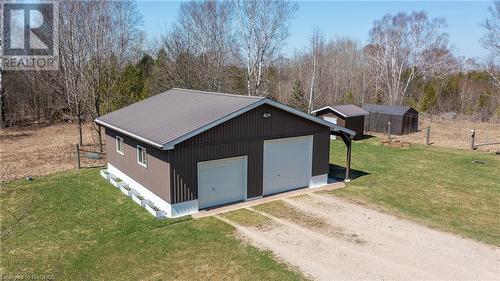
(329, 137, 500, 245)
(220, 208, 274, 229)
(0, 169, 304, 280)
(253, 201, 328, 230)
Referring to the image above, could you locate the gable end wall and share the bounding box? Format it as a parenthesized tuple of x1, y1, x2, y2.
(168, 104, 331, 203)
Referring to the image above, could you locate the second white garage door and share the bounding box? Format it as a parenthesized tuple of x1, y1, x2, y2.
(263, 135, 313, 196)
(197, 156, 247, 209)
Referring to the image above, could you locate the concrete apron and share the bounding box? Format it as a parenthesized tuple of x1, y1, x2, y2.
(192, 181, 345, 218)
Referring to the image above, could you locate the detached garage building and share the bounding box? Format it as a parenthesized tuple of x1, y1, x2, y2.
(363, 104, 419, 135)
(311, 104, 369, 139)
(96, 88, 354, 217)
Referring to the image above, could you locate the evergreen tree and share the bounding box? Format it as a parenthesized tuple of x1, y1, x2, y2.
(344, 91, 354, 103)
(419, 84, 438, 112)
(289, 80, 307, 112)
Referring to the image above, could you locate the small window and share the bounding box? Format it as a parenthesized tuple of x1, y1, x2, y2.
(137, 145, 147, 168)
(116, 136, 124, 155)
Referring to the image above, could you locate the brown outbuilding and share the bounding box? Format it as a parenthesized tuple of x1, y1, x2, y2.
(96, 88, 355, 217)
(311, 104, 369, 139)
(363, 104, 418, 135)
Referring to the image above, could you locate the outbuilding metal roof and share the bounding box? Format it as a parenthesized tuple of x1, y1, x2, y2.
(362, 104, 416, 116)
(96, 88, 355, 150)
(311, 104, 369, 118)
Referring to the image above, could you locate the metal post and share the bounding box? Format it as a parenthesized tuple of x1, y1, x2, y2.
(425, 126, 431, 145)
(387, 121, 391, 141)
(470, 129, 475, 150)
(75, 144, 81, 169)
(345, 137, 352, 182)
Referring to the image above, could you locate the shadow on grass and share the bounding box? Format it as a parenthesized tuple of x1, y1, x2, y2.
(354, 134, 375, 141)
(328, 163, 370, 181)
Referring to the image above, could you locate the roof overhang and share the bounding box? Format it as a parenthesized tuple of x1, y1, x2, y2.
(311, 105, 369, 118)
(96, 98, 356, 150)
(95, 119, 165, 149)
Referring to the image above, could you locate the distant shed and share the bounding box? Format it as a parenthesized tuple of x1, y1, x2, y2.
(311, 104, 369, 139)
(363, 104, 418, 135)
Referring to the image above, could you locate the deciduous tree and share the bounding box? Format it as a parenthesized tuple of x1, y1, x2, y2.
(365, 11, 454, 105)
(232, 0, 297, 96)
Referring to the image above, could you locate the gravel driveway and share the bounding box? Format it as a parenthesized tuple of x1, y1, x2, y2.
(218, 192, 500, 281)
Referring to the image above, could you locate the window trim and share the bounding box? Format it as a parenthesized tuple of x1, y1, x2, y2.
(136, 145, 148, 168)
(116, 136, 124, 155)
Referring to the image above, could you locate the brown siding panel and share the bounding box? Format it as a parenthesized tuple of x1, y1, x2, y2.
(105, 103, 330, 205)
(105, 128, 171, 203)
(169, 104, 330, 203)
(312, 130, 330, 176)
(318, 111, 365, 137)
(364, 110, 418, 135)
(344, 116, 365, 138)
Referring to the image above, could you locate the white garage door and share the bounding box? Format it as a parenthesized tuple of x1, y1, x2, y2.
(197, 156, 247, 209)
(263, 135, 313, 196)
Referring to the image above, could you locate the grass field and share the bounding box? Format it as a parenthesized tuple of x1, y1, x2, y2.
(1, 136, 499, 279)
(329, 138, 500, 246)
(0, 169, 304, 280)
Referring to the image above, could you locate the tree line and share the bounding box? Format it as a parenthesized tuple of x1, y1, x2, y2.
(1, 0, 499, 145)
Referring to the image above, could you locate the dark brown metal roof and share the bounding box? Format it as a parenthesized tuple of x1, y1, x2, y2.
(311, 104, 369, 118)
(363, 104, 417, 116)
(96, 88, 355, 149)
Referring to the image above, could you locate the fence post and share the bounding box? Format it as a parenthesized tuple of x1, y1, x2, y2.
(387, 121, 391, 141)
(425, 126, 431, 145)
(75, 144, 81, 169)
(470, 129, 475, 150)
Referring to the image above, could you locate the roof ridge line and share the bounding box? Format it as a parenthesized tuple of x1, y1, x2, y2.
(172, 88, 265, 100)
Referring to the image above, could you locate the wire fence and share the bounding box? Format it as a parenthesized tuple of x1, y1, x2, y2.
(75, 144, 106, 169)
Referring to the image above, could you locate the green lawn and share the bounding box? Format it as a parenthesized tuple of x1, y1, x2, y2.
(329, 137, 500, 246)
(2, 139, 499, 279)
(0, 169, 304, 280)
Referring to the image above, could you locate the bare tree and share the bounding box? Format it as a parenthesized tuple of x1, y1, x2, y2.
(289, 36, 371, 110)
(81, 1, 142, 150)
(53, 1, 143, 146)
(365, 11, 454, 105)
(154, 0, 232, 92)
(306, 28, 325, 113)
(481, 1, 500, 57)
(178, 0, 233, 91)
(232, 0, 297, 96)
(59, 1, 90, 145)
(481, 1, 500, 90)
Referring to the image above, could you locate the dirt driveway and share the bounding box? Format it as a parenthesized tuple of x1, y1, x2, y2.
(219, 192, 500, 281)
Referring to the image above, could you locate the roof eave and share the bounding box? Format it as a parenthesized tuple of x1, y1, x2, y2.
(165, 99, 356, 149)
(95, 118, 164, 149)
(310, 106, 348, 118)
(97, 97, 356, 151)
(162, 99, 267, 150)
